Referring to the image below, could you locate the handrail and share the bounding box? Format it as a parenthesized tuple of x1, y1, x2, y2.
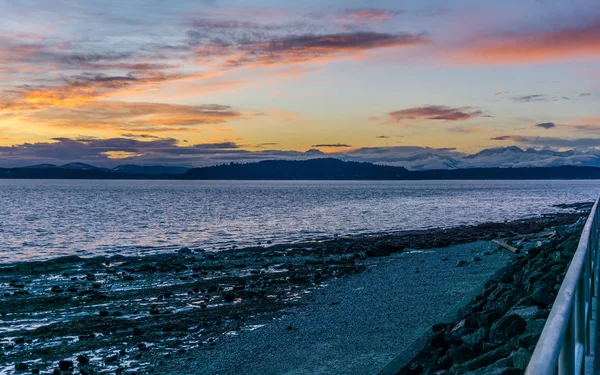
(525, 197, 600, 375)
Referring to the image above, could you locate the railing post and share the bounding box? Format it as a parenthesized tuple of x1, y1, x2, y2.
(559, 312, 576, 375)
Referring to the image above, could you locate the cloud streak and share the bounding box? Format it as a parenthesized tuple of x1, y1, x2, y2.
(383, 105, 487, 123)
(535, 122, 555, 129)
(453, 18, 600, 65)
(312, 143, 351, 148)
(490, 135, 600, 148)
(337, 9, 402, 21)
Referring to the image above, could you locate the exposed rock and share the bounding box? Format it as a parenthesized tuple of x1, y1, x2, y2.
(490, 314, 527, 344)
(178, 247, 193, 254)
(365, 247, 390, 257)
(511, 348, 533, 370)
(15, 363, 28, 371)
(58, 360, 73, 371)
(77, 354, 90, 365)
(532, 286, 555, 306)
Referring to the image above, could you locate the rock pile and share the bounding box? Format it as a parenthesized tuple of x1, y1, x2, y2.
(397, 220, 583, 375)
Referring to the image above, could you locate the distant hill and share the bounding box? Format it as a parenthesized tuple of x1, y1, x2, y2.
(112, 165, 189, 175)
(182, 158, 600, 180)
(182, 158, 411, 180)
(3, 158, 600, 180)
(59, 162, 110, 171)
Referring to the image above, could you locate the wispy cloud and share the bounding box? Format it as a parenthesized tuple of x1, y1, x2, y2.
(535, 122, 556, 129)
(383, 105, 488, 123)
(490, 135, 600, 147)
(510, 94, 547, 103)
(188, 27, 430, 67)
(312, 143, 351, 148)
(337, 8, 402, 21)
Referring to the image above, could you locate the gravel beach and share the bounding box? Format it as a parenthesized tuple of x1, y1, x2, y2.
(164, 242, 511, 375)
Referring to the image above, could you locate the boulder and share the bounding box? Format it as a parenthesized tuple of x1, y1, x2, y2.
(58, 360, 73, 371)
(532, 286, 555, 306)
(366, 247, 390, 257)
(77, 354, 90, 365)
(450, 345, 477, 364)
(178, 247, 193, 254)
(462, 327, 489, 347)
(511, 348, 533, 370)
(15, 363, 28, 371)
(490, 314, 527, 343)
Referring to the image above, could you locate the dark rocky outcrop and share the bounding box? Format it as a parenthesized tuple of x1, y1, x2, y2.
(396, 220, 584, 375)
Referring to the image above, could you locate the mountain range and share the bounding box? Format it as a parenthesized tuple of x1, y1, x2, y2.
(3, 158, 600, 180)
(18, 163, 189, 175)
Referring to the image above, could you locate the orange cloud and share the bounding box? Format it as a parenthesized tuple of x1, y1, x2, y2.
(8, 101, 243, 135)
(337, 9, 402, 21)
(452, 20, 600, 65)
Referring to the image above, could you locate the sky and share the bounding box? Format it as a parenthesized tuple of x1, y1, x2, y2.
(0, 0, 599, 167)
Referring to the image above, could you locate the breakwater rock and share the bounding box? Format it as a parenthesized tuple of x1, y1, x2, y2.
(397, 217, 585, 375)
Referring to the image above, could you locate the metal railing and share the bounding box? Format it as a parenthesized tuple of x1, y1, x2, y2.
(525, 197, 600, 375)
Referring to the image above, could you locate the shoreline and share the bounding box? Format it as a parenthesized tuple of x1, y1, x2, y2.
(0, 205, 591, 375)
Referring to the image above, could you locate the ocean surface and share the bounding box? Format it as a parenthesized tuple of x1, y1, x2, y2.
(0, 179, 599, 263)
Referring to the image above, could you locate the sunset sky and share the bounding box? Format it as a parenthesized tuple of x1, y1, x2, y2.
(0, 0, 599, 167)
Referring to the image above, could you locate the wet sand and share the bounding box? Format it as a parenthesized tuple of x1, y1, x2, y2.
(0, 208, 588, 375)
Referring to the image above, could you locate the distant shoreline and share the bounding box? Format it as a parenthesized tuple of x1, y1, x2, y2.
(4, 158, 600, 180)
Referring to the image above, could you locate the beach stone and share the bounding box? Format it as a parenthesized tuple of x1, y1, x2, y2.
(450, 346, 477, 363)
(31, 367, 40, 374)
(365, 247, 390, 257)
(465, 366, 521, 375)
(525, 319, 546, 335)
(223, 292, 235, 302)
(490, 314, 526, 343)
(432, 323, 448, 332)
(178, 247, 193, 254)
(77, 354, 90, 365)
(462, 327, 488, 346)
(429, 331, 447, 349)
(58, 360, 73, 371)
(456, 260, 469, 267)
(15, 362, 27, 371)
(460, 344, 514, 372)
(511, 305, 539, 320)
(518, 333, 541, 348)
(532, 286, 555, 306)
(512, 348, 533, 370)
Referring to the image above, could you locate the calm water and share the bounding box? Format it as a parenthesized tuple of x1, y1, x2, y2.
(0, 180, 599, 263)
